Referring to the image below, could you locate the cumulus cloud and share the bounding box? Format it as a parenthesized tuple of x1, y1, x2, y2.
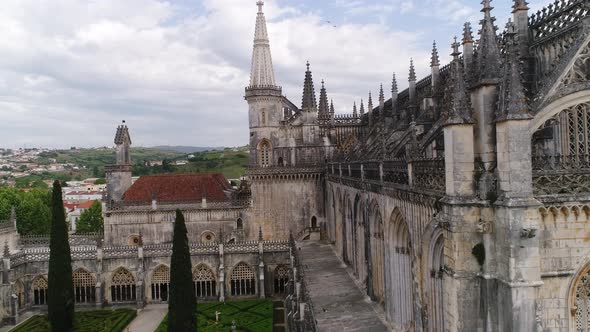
(0, 0, 528, 148)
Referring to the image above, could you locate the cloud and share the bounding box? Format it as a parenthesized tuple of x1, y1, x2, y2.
(0, 0, 523, 149)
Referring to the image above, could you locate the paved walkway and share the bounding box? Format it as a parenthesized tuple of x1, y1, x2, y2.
(298, 241, 389, 332)
(125, 304, 167, 332)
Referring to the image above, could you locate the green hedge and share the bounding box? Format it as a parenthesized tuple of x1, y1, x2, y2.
(156, 299, 273, 332)
(11, 309, 136, 332)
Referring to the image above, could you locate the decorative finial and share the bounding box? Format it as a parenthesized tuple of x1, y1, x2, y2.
(431, 41, 440, 67)
(451, 36, 461, 60)
(360, 99, 365, 115)
(368, 91, 373, 108)
(379, 84, 385, 111)
(496, 17, 531, 122)
(392, 73, 398, 94)
(122, 120, 126, 124)
(463, 22, 473, 44)
(353, 101, 358, 117)
(306, 61, 310, 71)
(482, 0, 493, 12)
(330, 99, 335, 115)
(513, 0, 528, 11)
(409, 58, 416, 81)
(257, 1, 264, 13)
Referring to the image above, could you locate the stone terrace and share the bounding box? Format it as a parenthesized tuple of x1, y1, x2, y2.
(298, 241, 389, 332)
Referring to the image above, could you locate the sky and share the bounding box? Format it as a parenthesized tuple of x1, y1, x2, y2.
(0, 0, 551, 149)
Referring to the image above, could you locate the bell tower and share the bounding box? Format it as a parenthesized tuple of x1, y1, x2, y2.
(245, 1, 283, 168)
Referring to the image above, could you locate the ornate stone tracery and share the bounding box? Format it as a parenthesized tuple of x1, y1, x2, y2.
(230, 262, 256, 296)
(111, 268, 136, 303)
(32, 276, 47, 306)
(73, 269, 96, 304)
(193, 264, 216, 298)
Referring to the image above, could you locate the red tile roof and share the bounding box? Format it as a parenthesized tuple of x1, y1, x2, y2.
(123, 173, 232, 203)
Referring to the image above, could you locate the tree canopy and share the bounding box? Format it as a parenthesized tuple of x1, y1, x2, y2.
(48, 181, 74, 332)
(76, 201, 103, 233)
(0, 187, 51, 235)
(168, 209, 196, 332)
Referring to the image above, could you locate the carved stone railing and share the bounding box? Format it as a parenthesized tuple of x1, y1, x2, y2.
(107, 199, 249, 212)
(363, 162, 380, 181)
(225, 241, 259, 254)
(285, 236, 317, 332)
(246, 165, 325, 176)
(383, 159, 410, 185)
(7, 240, 290, 266)
(19, 233, 101, 247)
(533, 154, 590, 195)
(412, 157, 446, 193)
(189, 243, 218, 255)
(103, 246, 138, 259)
(529, 0, 590, 42)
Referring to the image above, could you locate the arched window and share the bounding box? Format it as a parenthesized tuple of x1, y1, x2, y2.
(193, 264, 216, 299)
(573, 265, 590, 331)
(111, 268, 136, 303)
(32, 276, 48, 305)
(428, 234, 445, 332)
(274, 265, 290, 295)
(311, 216, 318, 229)
(258, 140, 271, 167)
(230, 263, 256, 296)
(151, 265, 170, 302)
(236, 218, 243, 230)
(201, 231, 216, 243)
(73, 269, 96, 304)
(14, 280, 25, 308)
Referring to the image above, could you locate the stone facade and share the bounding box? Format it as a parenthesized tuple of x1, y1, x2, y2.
(5, 1, 590, 331)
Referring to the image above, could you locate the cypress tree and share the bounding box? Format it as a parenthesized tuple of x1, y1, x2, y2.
(168, 209, 196, 332)
(48, 180, 74, 331)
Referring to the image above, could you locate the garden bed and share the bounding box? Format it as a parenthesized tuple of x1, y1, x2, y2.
(10, 309, 136, 332)
(156, 299, 273, 332)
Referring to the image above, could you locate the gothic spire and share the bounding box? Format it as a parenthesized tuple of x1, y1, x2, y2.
(476, 0, 502, 82)
(431, 41, 440, 67)
(392, 73, 398, 96)
(409, 59, 417, 81)
(249, 1, 276, 87)
(497, 20, 531, 121)
(379, 84, 385, 111)
(330, 99, 335, 117)
(463, 22, 474, 44)
(353, 102, 358, 117)
(318, 79, 329, 118)
(368, 91, 374, 125)
(301, 62, 317, 111)
(446, 38, 473, 125)
(360, 99, 365, 116)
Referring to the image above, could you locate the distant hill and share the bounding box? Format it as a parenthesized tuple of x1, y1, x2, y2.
(151, 146, 225, 154)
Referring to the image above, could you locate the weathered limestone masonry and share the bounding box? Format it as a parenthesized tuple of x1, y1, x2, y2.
(320, 0, 590, 331)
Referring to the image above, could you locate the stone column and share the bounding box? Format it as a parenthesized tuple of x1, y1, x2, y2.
(444, 123, 475, 197)
(494, 118, 541, 332)
(258, 261, 265, 298)
(96, 245, 103, 306)
(219, 243, 225, 302)
(9, 294, 18, 325)
(441, 121, 482, 331)
(136, 244, 145, 308)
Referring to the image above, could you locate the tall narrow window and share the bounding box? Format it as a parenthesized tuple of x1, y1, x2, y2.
(32, 276, 48, 305)
(274, 265, 290, 294)
(193, 264, 216, 299)
(14, 280, 25, 308)
(73, 269, 97, 304)
(574, 266, 590, 331)
(261, 111, 266, 125)
(259, 140, 271, 167)
(111, 268, 136, 303)
(230, 263, 256, 296)
(151, 265, 170, 302)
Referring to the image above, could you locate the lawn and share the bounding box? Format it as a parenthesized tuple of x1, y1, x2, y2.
(10, 309, 136, 332)
(155, 299, 273, 332)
